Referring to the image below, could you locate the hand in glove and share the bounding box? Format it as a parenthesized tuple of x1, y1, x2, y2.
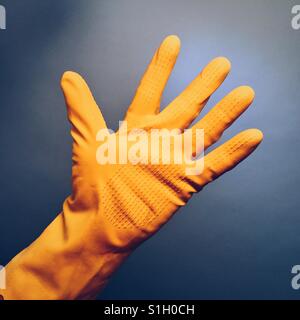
(0, 35, 263, 300)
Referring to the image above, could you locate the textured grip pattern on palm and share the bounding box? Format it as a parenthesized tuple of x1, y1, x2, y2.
(100, 129, 260, 233)
(102, 164, 191, 231)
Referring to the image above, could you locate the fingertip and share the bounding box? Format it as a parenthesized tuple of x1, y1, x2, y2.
(164, 34, 181, 46)
(161, 35, 181, 55)
(61, 71, 82, 87)
(246, 128, 264, 145)
(202, 57, 231, 83)
(241, 85, 255, 99)
(61, 70, 77, 81)
(235, 129, 263, 153)
(213, 56, 232, 73)
(233, 85, 256, 105)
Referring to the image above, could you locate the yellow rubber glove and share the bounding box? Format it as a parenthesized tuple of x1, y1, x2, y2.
(0, 35, 263, 300)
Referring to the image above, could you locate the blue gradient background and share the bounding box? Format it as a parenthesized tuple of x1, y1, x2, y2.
(0, 0, 300, 299)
